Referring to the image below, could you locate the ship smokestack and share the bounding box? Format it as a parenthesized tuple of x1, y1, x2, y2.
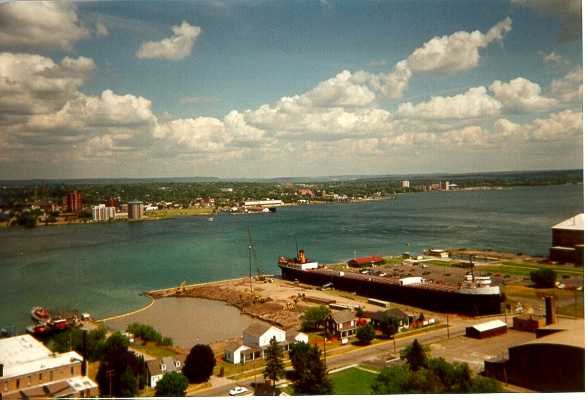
(298, 249, 306, 264)
(545, 296, 557, 326)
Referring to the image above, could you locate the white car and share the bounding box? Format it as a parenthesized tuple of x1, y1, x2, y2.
(229, 386, 249, 396)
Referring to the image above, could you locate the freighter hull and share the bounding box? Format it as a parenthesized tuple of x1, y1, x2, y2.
(279, 265, 502, 316)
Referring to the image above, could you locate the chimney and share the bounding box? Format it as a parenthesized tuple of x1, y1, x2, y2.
(545, 296, 557, 326)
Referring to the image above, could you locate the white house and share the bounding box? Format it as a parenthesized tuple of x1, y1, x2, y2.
(243, 323, 286, 348)
(223, 342, 251, 365)
(286, 329, 308, 344)
(146, 356, 185, 388)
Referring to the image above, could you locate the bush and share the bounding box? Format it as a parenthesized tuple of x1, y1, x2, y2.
(183, 344, 216, 383)
(356, 324, 375, 344)
(530, 268, 557, 288)
(127, 323, 173, 346)
(155, 371, 189, 397)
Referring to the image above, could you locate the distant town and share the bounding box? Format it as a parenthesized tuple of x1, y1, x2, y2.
(0, 169, 582, 228)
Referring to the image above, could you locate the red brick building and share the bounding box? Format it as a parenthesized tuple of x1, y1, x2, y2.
(67, 191, 82, 213)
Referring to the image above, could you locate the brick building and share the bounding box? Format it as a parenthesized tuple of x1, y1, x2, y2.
(549, 213, 583, 265)
(0, 334, 98, 399)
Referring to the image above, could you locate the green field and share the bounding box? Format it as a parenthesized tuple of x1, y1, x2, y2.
(479, 261, 583, 277)
(329, 367, 378, 395)
(145, 207, 214, 219)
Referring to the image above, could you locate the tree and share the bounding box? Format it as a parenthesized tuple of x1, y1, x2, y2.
(96, 333, 146, 397)
(263, 337, 285, 388)
(355, 306, 365, 318)
(379, 315, 400, 338)
(372, 354, 502, 394)
(400, 339, 428, 371)
(155, 371, 189, 397)
(356, 324, 375, 344)
(183, 344, 216, 383)
(300, 306, 330, 332)
(530, 268, 557, 288)
(288, 342, 332, 395)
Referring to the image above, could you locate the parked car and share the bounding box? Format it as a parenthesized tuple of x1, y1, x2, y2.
(229, 386, 249, 396)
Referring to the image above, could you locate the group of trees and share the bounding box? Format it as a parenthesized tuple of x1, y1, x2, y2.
(288, 342, 332, 395)
(45, 326, 108, 362)
(530, 267, 557, 288)
(127, 323, 173, 346)
(372, 339, 501, 394)
(300, 305, 330, 332)
(95, 333, 148, 397)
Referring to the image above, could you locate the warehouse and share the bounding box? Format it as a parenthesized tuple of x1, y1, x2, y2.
(465, 320, 507, 339)
(549, 213, 583, 265)
(347, 256, 385, 268)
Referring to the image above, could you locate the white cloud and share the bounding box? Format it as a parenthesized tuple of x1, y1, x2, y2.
(0, 1, 89, 50)
(489, 77, 557, 113)
(493, 110, 582, 142)
(179, 96, 219, 105)
(0, 53, 95, 118)
(406, 18, 511, 73)
(512, 0, 581, 41)
(548, 66, 582, 102)
(397, 86, 502, 120)
(539, 51, 568, 67)
(136, 21, 201, 60)
(96, 21, 109, 37)
(302, 70, 376, 107)
(353, 60, 413, 100)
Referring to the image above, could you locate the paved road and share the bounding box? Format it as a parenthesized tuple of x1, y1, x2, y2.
(191, 314, 513, 397)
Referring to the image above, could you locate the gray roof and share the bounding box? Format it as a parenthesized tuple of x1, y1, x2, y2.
(370, 309, 409, 321)
(146, 356, 184, 377)
(243, 322, 271, 337)
(224, 340, 246, 353)
(330, 309, 356, 323)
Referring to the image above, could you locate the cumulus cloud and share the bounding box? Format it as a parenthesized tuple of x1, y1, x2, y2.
(512, 0, 581, 41)
(0, 1, 89, 50)
(0, 53, 95, 118)
(136, 21, 201, 60)
(489, 77, 557, 113)
(548, 66, 582, 102)
(406, 18, 511, 73)
(493, 110, 582, 141)
(397, 86, 502, 120)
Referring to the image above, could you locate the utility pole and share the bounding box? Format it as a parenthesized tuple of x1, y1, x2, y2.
(106, 369, 114, 398)
(323, 318, 328, 367)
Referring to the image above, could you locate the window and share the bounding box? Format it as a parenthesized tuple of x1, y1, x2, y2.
(175, 361, 181, 368)
(71, 366, 74, 376)
(39, 373, 43, 381)
(16, 379, 20, 389)
(28, 376, 32, 386)
(161, 364, 166, 371)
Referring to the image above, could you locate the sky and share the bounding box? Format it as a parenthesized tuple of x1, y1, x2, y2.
(0, 0, 583, 179)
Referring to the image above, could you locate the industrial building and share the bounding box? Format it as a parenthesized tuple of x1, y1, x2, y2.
(549, 213, 583, 265)
(465, 320, 507, 339)
(484, 296, 584, 392)
(347, 256, 385, 268)
(0, 334, 98, 399)
(400, 180, 410, 188)
(127, 201, 144, 221)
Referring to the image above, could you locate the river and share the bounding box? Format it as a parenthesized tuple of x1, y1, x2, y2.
(0, 184, 582, 330)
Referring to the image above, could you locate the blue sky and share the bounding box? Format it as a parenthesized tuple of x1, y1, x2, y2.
(0, 0, 583, 178)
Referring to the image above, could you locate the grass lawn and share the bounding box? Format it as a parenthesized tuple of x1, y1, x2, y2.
(480, 262, 583, 277)
(329, 367, 378, 395)
(130, 341, 178, 358)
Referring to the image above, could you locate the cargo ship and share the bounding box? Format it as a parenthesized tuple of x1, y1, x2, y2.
(278, 250, 502, 316)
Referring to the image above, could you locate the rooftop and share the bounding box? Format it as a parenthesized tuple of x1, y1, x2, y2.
(330, 309, 356, 323)
(471, 320, 507, 332)
(552, 213, 584, 231)
(243, 323, 272, 337)
(0, 335, 51, 369)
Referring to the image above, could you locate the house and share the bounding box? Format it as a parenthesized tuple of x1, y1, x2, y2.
(286, 329, 308, 345)
(549, 213, 583, 265)
(146, 355, 186, 388)
(368, 309, 411, 332)
(223, 341, 251, 365)
(224, 323, 290, 365)
(325, 310, 357, 340)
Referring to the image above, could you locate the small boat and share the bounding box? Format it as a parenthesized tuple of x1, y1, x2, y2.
(26, 323, 50, 335)
(49, 319, 69, 331)
(31, 306, 51, 322)
(208, 217, 215, 222)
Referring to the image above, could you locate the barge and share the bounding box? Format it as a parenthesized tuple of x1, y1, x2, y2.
(278, 250, 502, 316)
